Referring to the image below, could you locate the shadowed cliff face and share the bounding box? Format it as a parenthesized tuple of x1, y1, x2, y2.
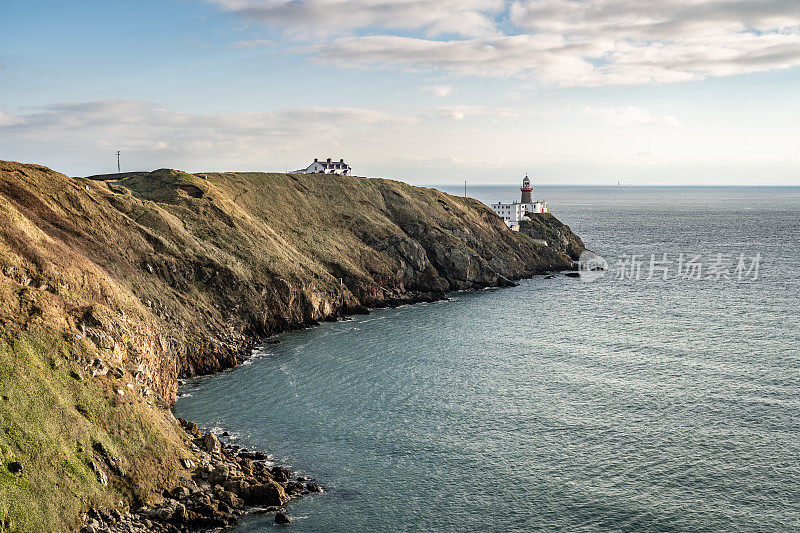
(0, 160, 584, 531)
(519, 214, 586, 262)
(81, 167, 578, 387)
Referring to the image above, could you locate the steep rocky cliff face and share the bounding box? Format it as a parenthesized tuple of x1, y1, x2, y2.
(519, 213, 586, 262)
(0, 161, 584, 531)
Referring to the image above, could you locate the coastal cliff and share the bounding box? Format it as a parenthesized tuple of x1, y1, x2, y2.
(519, 213, 586, 262)
(0, 160, 584, 531)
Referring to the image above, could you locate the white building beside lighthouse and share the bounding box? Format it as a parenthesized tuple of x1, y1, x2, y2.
(491, 175, 548, 229)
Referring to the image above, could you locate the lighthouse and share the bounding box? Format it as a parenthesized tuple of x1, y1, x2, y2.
(520, 174, 533, 204)
(490, 173, 548, 229)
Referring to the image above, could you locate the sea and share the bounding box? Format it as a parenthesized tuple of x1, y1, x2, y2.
(175, 186, 800, 532)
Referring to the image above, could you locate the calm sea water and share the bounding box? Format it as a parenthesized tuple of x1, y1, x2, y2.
(175, 186, 800, 532)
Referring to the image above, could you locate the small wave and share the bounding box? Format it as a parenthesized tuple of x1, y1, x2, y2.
(208, 425, 241, 441)
(247, 350, 274, 363)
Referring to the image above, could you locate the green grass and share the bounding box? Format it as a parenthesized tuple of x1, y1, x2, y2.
(0, 327, 188, 532)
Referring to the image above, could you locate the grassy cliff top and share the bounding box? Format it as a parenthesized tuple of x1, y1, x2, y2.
(0, 160, 582, 531)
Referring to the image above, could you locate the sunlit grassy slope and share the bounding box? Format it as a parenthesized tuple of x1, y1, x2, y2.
(0, 161, 580, 531)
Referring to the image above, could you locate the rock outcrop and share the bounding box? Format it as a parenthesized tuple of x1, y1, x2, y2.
(81, 422, 319, 532)
(519, 213, 586, 261)
(0, 160, 586, 532)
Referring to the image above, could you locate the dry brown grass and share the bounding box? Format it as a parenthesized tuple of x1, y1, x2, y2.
(0, 160, 575, 531)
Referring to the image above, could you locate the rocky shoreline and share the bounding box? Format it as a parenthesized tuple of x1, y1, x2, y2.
(81, 274, 589, 533)
(81, 419, 321, 532)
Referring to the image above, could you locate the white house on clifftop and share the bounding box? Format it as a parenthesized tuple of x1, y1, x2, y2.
(296, 158, 352, 175)
(491, 175, 548, 230)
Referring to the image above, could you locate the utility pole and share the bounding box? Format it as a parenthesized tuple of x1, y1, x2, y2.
(464, 179, 467, 197)
(116, 151, 121, 173)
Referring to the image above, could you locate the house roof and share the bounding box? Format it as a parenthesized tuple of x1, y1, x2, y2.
(313, 160, 351, 169)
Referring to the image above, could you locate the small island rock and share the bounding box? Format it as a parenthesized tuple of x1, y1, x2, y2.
(275, 512, 293, 525)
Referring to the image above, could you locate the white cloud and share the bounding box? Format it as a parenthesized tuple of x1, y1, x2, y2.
(424, 105, 515, 121)
(447, 109, 466, 121)
(2, 98, 798, 184)
(506, 1, 800, 85)
(302, 34, 605, 83)
(217, 0, 800, 86)
(599, 30, 800, 85)
(0, 99, 419, 171)
(508, 0, 800, 41)
(0, 108, 23, 127)
(305, 30, 800, 86)
(210, 0, 504, 38)
(421, 85, 454, 97)
(583, 106, 682, 127)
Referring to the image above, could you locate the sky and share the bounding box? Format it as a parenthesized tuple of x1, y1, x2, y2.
(1, 0, 799, 185)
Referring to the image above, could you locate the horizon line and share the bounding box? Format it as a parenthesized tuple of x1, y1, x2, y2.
(438, 183, 800, 188)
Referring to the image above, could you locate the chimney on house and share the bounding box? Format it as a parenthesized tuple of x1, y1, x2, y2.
(340, 159, 344, 163)
(327, 158, 332, 163)
(314, 158, 318, 162)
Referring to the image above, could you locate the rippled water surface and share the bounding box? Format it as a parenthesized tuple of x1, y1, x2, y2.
(176, 186, 800, 532)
